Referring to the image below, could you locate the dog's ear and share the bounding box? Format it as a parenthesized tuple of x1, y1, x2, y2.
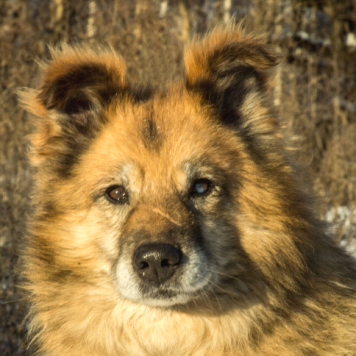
(19, 45, 127, 125)
(184, 27, 279, 126)
(18, 45, 127, 168)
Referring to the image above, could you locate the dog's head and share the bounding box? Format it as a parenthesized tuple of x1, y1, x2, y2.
(21, 27, 313, 309)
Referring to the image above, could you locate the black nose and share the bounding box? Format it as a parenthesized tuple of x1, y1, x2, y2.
(133, 243, 182, 285)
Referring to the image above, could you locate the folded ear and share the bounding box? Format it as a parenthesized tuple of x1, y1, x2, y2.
(184, 26, 279, 126)
(18, 45, 127, 169)
(19, 44, 127, 123)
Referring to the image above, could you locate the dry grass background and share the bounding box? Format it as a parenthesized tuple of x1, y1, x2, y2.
(1, 0, 356, 354)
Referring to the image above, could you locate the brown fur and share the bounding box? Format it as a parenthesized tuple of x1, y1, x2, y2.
(19, 25, 356, 356)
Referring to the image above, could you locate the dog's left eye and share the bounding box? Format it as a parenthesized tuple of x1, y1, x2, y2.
(105, 185, 128, 204)
(190, 179, 212, 197)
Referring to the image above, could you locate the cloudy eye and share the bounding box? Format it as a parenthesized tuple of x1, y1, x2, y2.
(105, 185, 128, 204)
(190, 179, 212, 197)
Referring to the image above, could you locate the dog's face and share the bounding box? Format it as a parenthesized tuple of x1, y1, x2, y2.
(75, 90, 247, 307)
(21, 29, 311, 310)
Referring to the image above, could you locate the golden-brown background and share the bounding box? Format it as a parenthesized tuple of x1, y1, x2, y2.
(1, 0, 356, 354)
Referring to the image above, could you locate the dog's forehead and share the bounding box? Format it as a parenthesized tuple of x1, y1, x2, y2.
(79, 88, 229, 191)
(138, 88, 209, 138)
(97, 89, 215, 164)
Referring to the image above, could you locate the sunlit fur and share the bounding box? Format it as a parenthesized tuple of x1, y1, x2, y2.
(19, 25, 356, 356)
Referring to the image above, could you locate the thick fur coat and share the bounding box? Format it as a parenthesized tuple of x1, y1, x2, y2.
(19, 26, 356, 355)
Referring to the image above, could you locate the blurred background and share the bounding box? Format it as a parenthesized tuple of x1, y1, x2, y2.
(1, 0, 356, 354)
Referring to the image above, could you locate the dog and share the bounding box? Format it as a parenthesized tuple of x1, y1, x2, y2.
(19, 25, 356, 356)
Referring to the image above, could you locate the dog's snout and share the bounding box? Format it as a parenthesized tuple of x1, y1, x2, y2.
(133, 243, 182, 285)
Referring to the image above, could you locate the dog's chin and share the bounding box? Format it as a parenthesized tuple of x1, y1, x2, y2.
(118, 287, 194, 307)
(137, 292, 192, 308)
(116, 277, 216, 307)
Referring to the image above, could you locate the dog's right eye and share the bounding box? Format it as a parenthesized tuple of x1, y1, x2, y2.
(190, 179, 212, 198)
(105, 185, 129, 204)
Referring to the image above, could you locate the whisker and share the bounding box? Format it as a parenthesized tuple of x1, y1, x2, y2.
(202, 288, 215, 313)
(0, 298, 26, 304)
(208, 268, 242, 282)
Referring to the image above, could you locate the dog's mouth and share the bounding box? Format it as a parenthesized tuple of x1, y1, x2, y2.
(113, 242, 211, 307)
(134, 288, 194, 307)
(137, 270, 212, 307)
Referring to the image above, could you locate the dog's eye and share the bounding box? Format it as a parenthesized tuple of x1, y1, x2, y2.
(190, 179, 212, 197)
(105, 185, 128, 204)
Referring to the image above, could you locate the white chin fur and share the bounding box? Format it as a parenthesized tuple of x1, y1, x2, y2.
(134, 293, 192, 307)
